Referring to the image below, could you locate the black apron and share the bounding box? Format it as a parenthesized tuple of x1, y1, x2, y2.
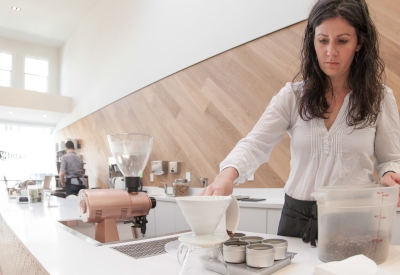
(277, 194, 318, 247)
(65, 177, 85, 196)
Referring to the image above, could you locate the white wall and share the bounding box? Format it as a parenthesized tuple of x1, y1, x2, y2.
(56, 0, 315, 131)
(0, 37, 59, 94)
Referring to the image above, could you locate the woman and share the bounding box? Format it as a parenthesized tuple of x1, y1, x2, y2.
(199, 0, 400, 247)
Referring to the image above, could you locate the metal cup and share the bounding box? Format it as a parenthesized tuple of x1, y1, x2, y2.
(223, 241, 249, 263)
(246, 244, 275, 268)
(262, 238, 288, 260)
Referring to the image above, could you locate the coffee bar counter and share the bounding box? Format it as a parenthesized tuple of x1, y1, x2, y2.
(1, 187, 400, 275)
(146, 187, 400, 246)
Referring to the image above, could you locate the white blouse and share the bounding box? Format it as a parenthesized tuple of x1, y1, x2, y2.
(220, 82, 400, 201)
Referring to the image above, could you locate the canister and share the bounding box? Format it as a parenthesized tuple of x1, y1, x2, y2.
(27, 186, 43, 203)
(239, 236, 263, 244)
(262, 238, 288, 260)
(246, 244, 275, 268)
(223, 241, 249, 263)
(173, 178, 190, 196)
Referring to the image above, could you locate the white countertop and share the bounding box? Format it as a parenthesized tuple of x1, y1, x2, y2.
(144, 186, 400, 211)
(1, 187, 400, 275)
(143, 187, 286, 209)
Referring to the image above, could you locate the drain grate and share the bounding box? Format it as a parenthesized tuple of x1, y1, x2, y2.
(110, 236, 179, 259)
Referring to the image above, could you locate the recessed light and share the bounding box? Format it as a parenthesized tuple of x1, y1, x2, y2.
(43, 115, 47, 118)
(9, 111, 13, 114)
(11, 7, 21, 11)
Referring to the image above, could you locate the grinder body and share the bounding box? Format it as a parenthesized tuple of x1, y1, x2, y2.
(78, 189, 155, 243)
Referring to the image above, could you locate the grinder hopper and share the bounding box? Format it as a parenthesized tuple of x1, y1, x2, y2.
(108, 133, 154, 192)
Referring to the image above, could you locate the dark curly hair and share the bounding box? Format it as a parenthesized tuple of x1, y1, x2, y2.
(294, 0, 385, 128)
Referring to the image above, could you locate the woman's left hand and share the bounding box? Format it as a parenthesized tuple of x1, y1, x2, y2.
(381, 172, 400, 207)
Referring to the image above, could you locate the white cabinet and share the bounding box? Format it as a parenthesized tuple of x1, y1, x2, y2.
(393, 212, 400, 245)
(145, 209, 156, 237)
(174, 203, 190, 232)
(235, 207, 282, 235)
(154, 201, 176, 235)
(236, 208, 267, 233)
(267, 209, 281, 235)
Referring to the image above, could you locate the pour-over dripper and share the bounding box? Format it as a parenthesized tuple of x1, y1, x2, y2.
(107, 133, 154, 192)
(176, 196, 233, 275)
(176, 196, 233, 246)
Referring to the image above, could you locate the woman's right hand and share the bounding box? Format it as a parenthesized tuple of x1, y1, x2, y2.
(198, 167, 238, 196)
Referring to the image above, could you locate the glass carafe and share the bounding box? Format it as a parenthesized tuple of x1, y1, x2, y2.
(178, 243, 228, 275)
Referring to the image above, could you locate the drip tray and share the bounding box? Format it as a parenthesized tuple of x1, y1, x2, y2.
(227, 252, 297, 275)
(110, 237, 179, 259)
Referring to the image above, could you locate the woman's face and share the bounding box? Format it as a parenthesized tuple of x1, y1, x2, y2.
(314, 17, 362, 84)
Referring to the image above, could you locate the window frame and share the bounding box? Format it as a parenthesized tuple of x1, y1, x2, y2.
(24, 55, 49, 93)
(0, 51, 13, 87)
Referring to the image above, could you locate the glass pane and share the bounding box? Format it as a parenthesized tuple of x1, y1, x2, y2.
(25, 57, 48, 76)
(0, 70, 11, 87)
(36, 59, 48, 76)
(25, 57, 36, 74)
(0, 52, 12, 70)
(36, 76, 48, 92)
(25, 74, 37, 91)
(25, 74, 48, 92)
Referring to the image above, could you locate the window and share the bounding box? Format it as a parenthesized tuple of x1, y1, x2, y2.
(0, 123, 56, 183)
(0, 52, 12, 87)
(24, 57, 48, 92)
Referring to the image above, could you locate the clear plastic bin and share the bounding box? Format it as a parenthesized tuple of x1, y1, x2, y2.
(312, 184, 399, 264)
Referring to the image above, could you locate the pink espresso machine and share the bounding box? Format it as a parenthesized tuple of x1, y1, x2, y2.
(78, 133, 156, 243)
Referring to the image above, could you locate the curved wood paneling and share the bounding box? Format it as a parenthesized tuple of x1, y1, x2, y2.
(55, 0, 400, 190)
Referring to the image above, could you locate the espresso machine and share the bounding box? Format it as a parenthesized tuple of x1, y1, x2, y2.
(78, 133, 156, 243)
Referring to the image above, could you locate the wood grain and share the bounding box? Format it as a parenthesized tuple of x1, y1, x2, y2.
(55, 0, 400, 190)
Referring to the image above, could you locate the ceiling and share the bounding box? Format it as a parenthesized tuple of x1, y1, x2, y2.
(0, 0, 100, 128)
(0, 105, 68, 128)
(0, 0, 100, 48)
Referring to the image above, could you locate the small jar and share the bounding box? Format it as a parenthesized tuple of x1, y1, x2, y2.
(27, 186, 43, 203)
(223, 241, 249, 263)
(262, 238, 288, 260)
(173, 178, 190, 196)
(246, 244, 275, 268)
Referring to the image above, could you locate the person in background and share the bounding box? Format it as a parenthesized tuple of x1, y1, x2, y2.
(59, 141, 85, 196)
(199, 0, 400, 247)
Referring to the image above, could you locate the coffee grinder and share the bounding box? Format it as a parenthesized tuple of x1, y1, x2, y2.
(78, 133, 156, 243)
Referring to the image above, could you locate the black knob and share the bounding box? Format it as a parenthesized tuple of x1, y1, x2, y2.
(150, 197, 157, 209)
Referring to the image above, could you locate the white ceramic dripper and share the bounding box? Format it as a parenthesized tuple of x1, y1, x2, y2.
(175, 196, 239, 246)
(175, 196, 239, 275)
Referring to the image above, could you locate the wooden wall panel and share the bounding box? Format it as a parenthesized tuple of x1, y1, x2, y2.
(55, 0, 400, 190)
